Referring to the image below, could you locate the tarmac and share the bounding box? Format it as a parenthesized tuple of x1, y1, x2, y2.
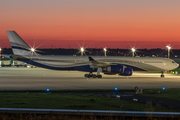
(0, 67, 180, 90)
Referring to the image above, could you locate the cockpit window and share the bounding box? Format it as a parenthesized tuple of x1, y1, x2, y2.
(172, 61, 175, 63)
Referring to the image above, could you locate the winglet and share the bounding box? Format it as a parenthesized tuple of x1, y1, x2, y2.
(89, 57, 95, 61)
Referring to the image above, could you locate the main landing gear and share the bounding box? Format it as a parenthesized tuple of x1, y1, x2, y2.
(161, 71, 164, 77)
(84, 72, 102, 78)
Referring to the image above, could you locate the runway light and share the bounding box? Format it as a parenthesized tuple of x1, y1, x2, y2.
(162, 87, 165, 90)
(114, 87, 118, 91)
(46, 88, 50, 92)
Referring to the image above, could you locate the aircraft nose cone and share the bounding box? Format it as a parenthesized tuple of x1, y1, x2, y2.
(177, 63, 179, 67)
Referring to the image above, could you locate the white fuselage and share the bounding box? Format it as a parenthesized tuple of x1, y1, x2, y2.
(21, 55, 179, 72)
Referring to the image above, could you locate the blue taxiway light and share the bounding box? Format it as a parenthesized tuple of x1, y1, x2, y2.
(114, 88, 118, 91)
(162, 87, 165, 90)
(46, 89, 50, 92)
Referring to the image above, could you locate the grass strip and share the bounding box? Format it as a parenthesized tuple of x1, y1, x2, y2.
(0, 89, 135, 92)
(140, 88, 180, 102)
(0, 93, 178, 112)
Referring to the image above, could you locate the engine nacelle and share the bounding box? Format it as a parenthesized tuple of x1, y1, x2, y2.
(105, 65, 124, 74)
(119, 68, 133, 76)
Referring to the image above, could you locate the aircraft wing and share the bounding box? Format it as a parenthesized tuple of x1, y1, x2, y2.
(88, 57, 117, 68)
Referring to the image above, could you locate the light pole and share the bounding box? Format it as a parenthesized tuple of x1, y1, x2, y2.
(0, 47, 1, 67)
(166, 45, 171, 58)
(31, 48, 35, 52)
(103, 48, 107, 57)
(81, 47, 84, 56)
(131, 47, 135, 57)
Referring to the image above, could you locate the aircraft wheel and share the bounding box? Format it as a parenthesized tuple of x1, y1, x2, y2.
(84, 74, 89, 78)
(89, 74, 92, 78)
(92, 74, 96, 78)
(97, 75, 102, 78)
(161, 71, 164, 77)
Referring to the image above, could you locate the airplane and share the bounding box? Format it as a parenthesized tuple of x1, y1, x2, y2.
(6, 31, 179, 78)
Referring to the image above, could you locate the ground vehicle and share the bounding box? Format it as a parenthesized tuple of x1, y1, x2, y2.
(15, 61, 27, 67)
(2, 61, 11, 67)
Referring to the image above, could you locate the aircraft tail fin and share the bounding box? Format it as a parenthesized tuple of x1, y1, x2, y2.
(6, 31, 32, 56)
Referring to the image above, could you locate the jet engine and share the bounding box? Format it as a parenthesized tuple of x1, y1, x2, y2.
(104, 65, 124, 74)
(119, 68, 133, 76)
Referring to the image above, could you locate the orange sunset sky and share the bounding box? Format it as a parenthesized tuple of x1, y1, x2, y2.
(0, 0, 180, 49)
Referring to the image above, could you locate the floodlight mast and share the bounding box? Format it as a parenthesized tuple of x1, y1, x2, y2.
(31, 48, 35, 52)
(103, 48, 107, 57)
(0, 47, 1, 67)
(131, 48, 135, 57)
(81, 47, 84, 56)
(166, 45, 171, 58)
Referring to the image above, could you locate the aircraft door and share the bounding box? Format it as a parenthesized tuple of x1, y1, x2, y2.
(163, 61, 168, 68)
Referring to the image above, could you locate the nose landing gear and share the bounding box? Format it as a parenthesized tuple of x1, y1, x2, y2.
(161, 71, 164, 77)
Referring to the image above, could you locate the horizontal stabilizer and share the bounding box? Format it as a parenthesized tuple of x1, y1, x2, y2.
(89, 57, 95, 62)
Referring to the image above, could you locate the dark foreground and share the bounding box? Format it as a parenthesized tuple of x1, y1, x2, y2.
(0, 113, 180, 120)
(0, 93, 179, 112)
(0, 88, 180, 119)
